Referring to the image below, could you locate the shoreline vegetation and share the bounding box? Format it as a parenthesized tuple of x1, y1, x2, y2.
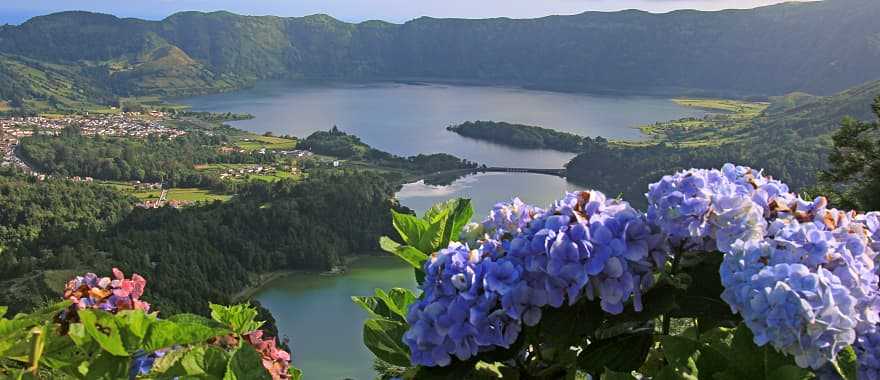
(232, 254, 384, 302)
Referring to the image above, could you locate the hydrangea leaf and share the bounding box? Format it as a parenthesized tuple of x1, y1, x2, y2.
(351, 295, 392, 320)
(77, 310, 128, 357)
(417, 198, 473, 253)
(767, 365, 814, 380)
(151, 345, 230, 377)
(379, 236, 427, 270)
(363, 318, 410, 368)
(374, 288, 416, 321)
(833, 346, 858, 380)
(577, 332, 653, 375)
(224, 344, 272, 380)
(423, 198, 474, 237)
(390, 210, 430, 249)
(142, 318, 230, 352)
(660, 335, 728, 380)
(209, 303, 264, 335)
(289, 366, 303, 380)
(83, 351, 129, 378)
(604, 369, 638, 380)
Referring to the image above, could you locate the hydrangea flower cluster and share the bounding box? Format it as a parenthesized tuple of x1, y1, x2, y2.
(460, 198, 543, 247)
(244, 330, 294, 380)
(59, 270, 295, 379)
(504, 191, 666, 315)
(646, 163, 792, 254)
(62, 268, 150, 316)
(857, 331, 880, 380)
(718, 193, 880, 369)
(408, 164, 880, 372)
(403, 242, 521, 367)
(405, 191, 667, 366)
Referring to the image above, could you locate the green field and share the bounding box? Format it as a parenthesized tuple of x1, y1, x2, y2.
(629, 98, 769, 148)
(234, 135, 298, 151)
(167, 188, 232, 202)
(97, 181, 231, 203)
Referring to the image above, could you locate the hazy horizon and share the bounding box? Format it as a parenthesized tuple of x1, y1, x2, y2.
(1, 0, 806, 25)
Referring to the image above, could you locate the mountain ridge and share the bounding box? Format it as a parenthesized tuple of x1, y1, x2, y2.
(1, 0, 879, 109)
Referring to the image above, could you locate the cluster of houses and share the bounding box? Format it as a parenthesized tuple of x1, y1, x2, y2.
(136, 199, 193, 209)
(218, 165, 294, 180)
(0, 112, 186, 140)
(130, 180, 162, 190)
(278, 149, 313, 158)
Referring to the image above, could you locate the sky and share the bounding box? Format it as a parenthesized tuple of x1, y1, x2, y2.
(0, 0, 807, 25)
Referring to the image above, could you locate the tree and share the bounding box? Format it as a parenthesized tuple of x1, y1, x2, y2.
(821, 96, 880, 210)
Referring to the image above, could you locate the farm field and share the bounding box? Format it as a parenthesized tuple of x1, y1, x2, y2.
(235, 135, 297, 151)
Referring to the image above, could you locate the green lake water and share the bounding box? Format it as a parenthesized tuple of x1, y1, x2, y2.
(254, 257, 416, 380)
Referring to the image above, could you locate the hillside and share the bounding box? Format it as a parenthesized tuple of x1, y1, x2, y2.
(565, 78, 880, 207)
(1, 0, 880, 110)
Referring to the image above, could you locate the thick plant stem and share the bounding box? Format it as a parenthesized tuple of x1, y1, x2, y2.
(661, 249, 684, 336)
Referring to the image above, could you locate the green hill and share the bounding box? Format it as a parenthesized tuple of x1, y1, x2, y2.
(565, 78, 880, 207)
(1, 0, 880, 111)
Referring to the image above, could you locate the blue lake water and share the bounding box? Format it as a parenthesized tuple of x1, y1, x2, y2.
(180, 81, 704, 168)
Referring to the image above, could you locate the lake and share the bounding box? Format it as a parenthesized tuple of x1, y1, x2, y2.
(253, 257, 416, 380)
(181, 81, 705, 168)
(180, 81, 705, 379)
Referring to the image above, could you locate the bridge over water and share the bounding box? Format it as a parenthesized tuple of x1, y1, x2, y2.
(412, 166, 567, 184)
(479, 167, 566, 176)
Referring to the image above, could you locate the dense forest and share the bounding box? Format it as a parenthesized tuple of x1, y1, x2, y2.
(0, 170, 402, 315)
(0, 0, 879, 109)
(301, 126, 479, 173)
(447, 121, 599, 152)
(819, 97, 880, 211)
(18, 126, 272, 187)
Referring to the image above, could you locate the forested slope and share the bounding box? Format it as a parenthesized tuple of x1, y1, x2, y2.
(1, 0, 879, 108)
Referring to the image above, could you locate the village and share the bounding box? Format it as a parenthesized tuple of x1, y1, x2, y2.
(0, 111, 188, 170)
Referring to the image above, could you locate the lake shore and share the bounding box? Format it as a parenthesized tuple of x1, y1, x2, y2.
(232, 254, 388, 302)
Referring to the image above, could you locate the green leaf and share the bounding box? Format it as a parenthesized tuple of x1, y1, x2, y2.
(374, 288, 416, 321)
(351, 295, 393, 319)
(142, 318, 230, 352)
(539, 299, 603, 349)
(152, 345, 229, 378)
(209, 304, 264, 335)
(362, 319, 411, 367)
(289, 366, 304, 380)
(578, 332, 653, 375)
(77, 310, 129, 357)
(379, 236, 428, 269)
(835, 346, 858, 380)
(0, 306, 7, 318)
(417, 198, 473, 253)
(82, 351, 129, 379)
(224, 345, 272, 380)
(423, 198, 473, 236)
(391, 210, 430, 249)
(604, 369, 638, 380)
(767, 365, 814, 380)
(352, 288, 416, 323)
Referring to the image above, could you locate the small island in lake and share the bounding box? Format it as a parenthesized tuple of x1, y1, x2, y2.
(447, 121, 604, 153)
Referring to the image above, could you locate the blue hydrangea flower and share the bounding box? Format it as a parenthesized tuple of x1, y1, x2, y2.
(504, 191, 666, 315)
(647, 164, 769, 254)
(404, 242, 520, 367)
(733, 264, 857, 369)
(721, 195, 880, 370)
(857, 331, 880, 380)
